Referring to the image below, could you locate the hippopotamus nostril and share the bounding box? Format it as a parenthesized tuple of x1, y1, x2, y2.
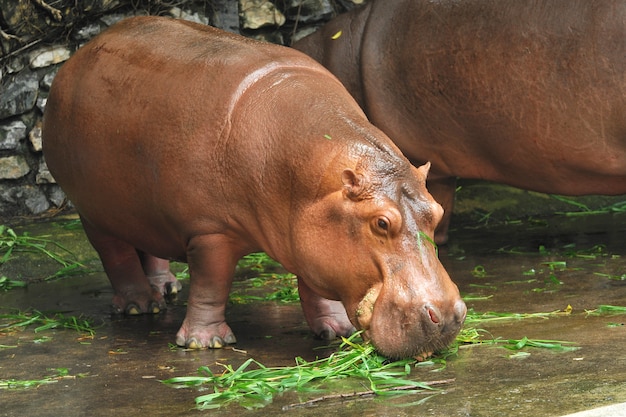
(454, 299, 468, 324)
(425, 305, 441, 324)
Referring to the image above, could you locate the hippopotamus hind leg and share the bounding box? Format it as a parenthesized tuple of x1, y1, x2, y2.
(81, 217, 166, 315)
(137, 252, 182, 299)
(427, 176, 457, 245)
(298, 276, 356, 340)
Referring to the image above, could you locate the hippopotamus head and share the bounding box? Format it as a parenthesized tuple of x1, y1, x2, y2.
(290, 127, 466, 359)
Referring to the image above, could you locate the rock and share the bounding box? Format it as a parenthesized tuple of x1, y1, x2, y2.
(0, 184, 16, 214)
(3, 57, 26, 75)
(100, 13, 127, 27)
(47, 185, 66, 207)
(83, 0, 120, 13)
(73, 22, 102, 41)
(29, 124, 43, 152)
(30, 46, 71, 68)
(211, 0, 240, 33)
(249, 31, 284, 45)
(169, 7, 210, 25)
(23, 185, 50, 214)
(36, 158, 55, 184)
(0, 72, 38, 118)
(36, 96, 47, 113)
(0, 182, 51, 215)
(292, 26, 318, 43)
(0, 156, 30, 179)
(41, 70, 58, 90)
(0, 121, 27, 150)
(284, 0, 334, 24)
(1, 184, 51, 214)
(240, 0, 286, 29)
(101, 12, 145, 27)
(336, 0, 365, 8)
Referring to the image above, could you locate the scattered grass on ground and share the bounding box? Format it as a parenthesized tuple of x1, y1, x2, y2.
(0, 368, 86, 389)
(551, 196, 626, 216)
(0, 225, 87, 281)
(0, 308, 97, 337)
(586, 305, 626, 315)
(0, 275, 27, 291)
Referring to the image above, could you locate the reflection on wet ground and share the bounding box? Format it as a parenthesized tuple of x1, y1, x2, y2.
(1, 185, 625, 417)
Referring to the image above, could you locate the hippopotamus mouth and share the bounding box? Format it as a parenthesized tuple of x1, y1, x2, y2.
(355, 285, 381, 330)
(354, 283, 466, 359)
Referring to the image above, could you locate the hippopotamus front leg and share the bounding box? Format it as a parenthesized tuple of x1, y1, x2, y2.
(297, 276, 356, 340)
(175, 234, 240, 349)
(81, 218, 166, 315)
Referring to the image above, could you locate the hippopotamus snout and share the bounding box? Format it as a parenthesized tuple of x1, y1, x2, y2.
(372, 296, 466, 359)
(355, 262, 466, 359)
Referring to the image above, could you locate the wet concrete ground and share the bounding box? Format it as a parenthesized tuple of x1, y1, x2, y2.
(1, 183, 625, 416)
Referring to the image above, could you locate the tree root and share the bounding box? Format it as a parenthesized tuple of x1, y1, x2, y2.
(0, 29, 21, 42)
(32, 0, 63, 21)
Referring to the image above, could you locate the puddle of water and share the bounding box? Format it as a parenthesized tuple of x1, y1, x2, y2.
(1, 209, 625, 417)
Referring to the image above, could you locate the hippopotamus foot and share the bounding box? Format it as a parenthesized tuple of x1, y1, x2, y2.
(111, 289, 166, 315)
(138, 252, 183, 299)
(297, 276, 356, 340)
(174, 234, 243, 349)
(175, 319, 237, 349)
(107, 265, 168, 315)
(147, 271, 181, 299)
(80, 218, 167, 315)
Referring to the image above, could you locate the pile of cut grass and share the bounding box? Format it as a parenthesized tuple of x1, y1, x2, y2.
(162, 333, 439, 410)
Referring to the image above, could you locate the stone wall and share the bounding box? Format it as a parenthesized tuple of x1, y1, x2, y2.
(0, 0, 366, 220)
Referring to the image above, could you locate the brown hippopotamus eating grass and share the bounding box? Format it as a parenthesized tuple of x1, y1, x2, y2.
(42, 16, 466, 359)
(294, 0, 626, 243)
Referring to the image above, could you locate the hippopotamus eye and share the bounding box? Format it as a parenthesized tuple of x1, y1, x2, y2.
(377, 218, 389, 231)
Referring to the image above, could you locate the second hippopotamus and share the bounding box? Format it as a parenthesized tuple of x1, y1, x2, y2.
(294, 0, 626, 243)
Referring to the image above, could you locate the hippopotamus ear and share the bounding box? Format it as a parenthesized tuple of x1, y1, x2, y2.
(412, 161, 431, 184)
(342, 169, 370, 201)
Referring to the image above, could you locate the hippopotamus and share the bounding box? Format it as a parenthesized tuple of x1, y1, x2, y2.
(42, 16, 466, 359)
(294, 0, 626, 243)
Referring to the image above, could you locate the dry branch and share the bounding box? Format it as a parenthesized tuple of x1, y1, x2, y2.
(282, 378, 456, 410)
